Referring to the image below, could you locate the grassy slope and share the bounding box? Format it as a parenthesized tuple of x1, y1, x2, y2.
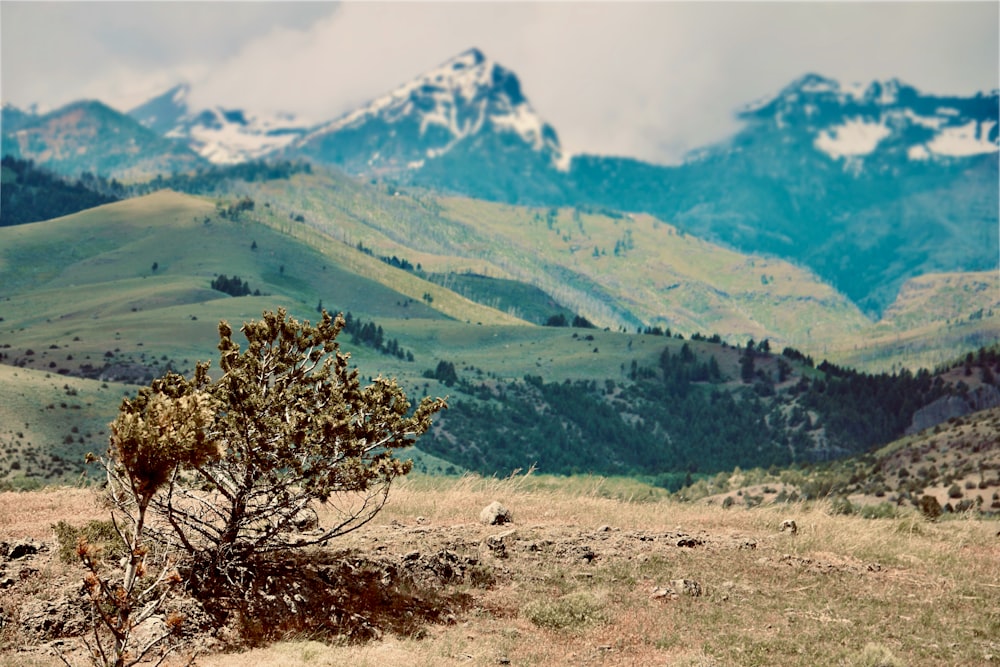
(831, 270, 1000, 371)
(691, 399, 1000, 514)
(0, 190, 672, 482)
(0, 365, 133, 487)
(0, 190, 529, 364)
(244, 171, 998, 370)
(252, 171, 875, 345)
(437, 198, 873, 345)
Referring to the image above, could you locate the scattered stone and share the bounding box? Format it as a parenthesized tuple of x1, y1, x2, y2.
(867, 562, 882, 572)
(739, 539, 757, 550)
(426, 549, 465, 582)
(5, 541, 42, 560)
(484, 530, 516, 559)
(780, 519, 798, 535)
(130, 614, 170, 653)
(290, 509, 319, 532)
(649, 585, 677, 601)
(676, 536, 703, 548)
(403, 550, 421, 561)
(670, 579, 702, 597)
(480, 501, 512, 526)
(596, 525, 613, 533)
(19, 593, 90, 640)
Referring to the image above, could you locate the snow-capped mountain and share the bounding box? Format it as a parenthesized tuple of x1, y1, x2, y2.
(565, 74, 997, 314)
(732, 73, 998, 164)
(128, 84, 310, 165)
(288, 48, 568, 173)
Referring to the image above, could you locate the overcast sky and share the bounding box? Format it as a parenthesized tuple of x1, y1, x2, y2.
(2, 1, 997, 164)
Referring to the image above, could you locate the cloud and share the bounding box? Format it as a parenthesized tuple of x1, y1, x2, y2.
(1, 2, 336, 110)
(3, 1, 996, 165)
(185, 2, 1000, 164)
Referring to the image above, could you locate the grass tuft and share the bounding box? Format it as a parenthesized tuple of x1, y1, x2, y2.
(521, 591, 606, 631)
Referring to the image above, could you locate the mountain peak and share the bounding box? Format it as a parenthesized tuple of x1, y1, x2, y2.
(455, 47, 486, 66)
(733, 73, 998, 163)
(128, 83, 192, 136)
(169, 83, 191, 104)
(294, 48, 567, 171)
(789, 72, 840, 92)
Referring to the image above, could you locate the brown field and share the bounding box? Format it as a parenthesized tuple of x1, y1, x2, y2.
(1, 473, 998, 667)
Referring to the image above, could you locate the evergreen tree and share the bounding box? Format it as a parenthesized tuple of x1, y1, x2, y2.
(109, 309, 444, 582)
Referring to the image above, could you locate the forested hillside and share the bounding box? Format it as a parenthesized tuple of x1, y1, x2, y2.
(0, 157, 119, 226)
(418, 340, 978, 485)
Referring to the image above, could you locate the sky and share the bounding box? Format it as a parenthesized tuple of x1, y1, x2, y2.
(1, 1, 997, 165)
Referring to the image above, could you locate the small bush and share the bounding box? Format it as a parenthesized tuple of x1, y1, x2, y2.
(918, 495, 942, 520)
(522, 591, 605, 630)
(849, 642, 903, 667)
(859, 502, 898, 520)
(954, 499, 976, 513)
(829, 497, 855, 516)
(948, 484, 963, 499)
(52, 519, 126, 565)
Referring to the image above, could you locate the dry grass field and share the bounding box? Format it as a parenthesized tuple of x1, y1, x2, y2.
(1, 472, 998, 667)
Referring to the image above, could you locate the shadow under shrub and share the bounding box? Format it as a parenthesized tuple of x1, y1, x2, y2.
(187, 548, 475, 648)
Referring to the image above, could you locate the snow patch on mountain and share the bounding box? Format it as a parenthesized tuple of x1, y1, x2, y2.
(130, 84, 309, 164)
(925, 120, 998, 157)
(172, 108, 308, 164)
(903, 109, 946, 130)
(814, 118, 892, 158)
(841, 81, 867, 102)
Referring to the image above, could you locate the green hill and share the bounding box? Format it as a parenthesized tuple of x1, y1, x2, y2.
(0, 184, 996, 487)
(240, 168, 998, 371)
(0, 156, 119, 226)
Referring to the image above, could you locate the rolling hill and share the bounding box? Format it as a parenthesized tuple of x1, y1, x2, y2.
(1, 186, 996, 489)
